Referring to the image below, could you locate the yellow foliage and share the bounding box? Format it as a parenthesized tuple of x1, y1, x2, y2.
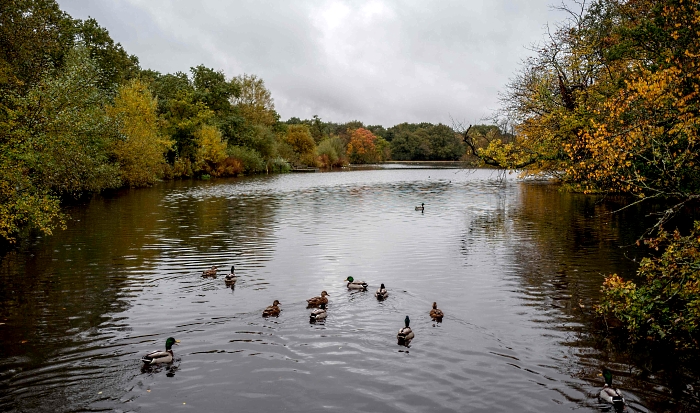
(195, 124, 228, 175)
(107, 79, 172, 187)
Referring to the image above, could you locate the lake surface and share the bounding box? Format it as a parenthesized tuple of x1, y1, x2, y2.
(0, 167, 698, 412)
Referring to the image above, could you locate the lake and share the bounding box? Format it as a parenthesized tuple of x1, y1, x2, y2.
(0, 167, 697, 412)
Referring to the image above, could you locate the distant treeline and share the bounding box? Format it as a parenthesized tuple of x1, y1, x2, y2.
(0, 0, 509, 245)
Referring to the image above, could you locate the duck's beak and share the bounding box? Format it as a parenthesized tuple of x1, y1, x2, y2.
(597, 373, 602, 376)
(175, 340, 181, 345)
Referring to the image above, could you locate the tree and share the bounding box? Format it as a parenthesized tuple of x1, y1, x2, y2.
(232, 74, 278, 127)
(0, 45, 118, 244)
(194, 124, 227, 176)
(284, 124, 316, 166)
(347, 128, 380, 164)
(107, 79, 172, 187)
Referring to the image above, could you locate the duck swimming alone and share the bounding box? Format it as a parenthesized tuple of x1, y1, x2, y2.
(397, 315, 415, 345)
(307, 291, 330, 307)
(429, 302, 444, 321)
(310, 303, 327, 322)
(415, 203, 424, 211)
(141, 337, 180, 365)
(202, 266, 218, 277)
(262, 300, 282, 317)
(344, 276, 368, 290)
(224, 266, 237, 285)
(375, 283, 388, 300)
(599, 368, 625, 412)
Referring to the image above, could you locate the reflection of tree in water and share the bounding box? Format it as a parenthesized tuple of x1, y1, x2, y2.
(479, 182, 700, 413)
(0, 185, 174, 411)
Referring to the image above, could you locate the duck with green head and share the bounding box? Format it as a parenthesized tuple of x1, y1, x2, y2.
(375, 283, 388, 300)
(310, 303, 327, 322)
(344, 276, 368, 290)
(397, 315, 414, 344)
(599, 368, 625, 412)
(224, 265, 237, 285)
(141, 337, 180, 364)
(415, 203, 424, 211)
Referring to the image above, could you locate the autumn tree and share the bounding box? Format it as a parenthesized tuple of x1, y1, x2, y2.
(347, 128, 383, 164)
(107, 79, 171, 187)
(284, 124, 316, 166)
(484, 0, 700, 349)
(232, 74, 278, 127)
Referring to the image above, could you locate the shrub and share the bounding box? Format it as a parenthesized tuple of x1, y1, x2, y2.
(227, 145, 265, 174)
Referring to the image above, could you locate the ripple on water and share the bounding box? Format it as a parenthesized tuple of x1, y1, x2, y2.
(0, 169, 693, 412)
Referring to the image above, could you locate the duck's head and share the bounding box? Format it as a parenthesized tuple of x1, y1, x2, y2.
(380, 283, 386, 289)
(432, 302, 438, 309)
(272, 300, 281, 306)
(165, 337, 180, 350)
(320, 303, 326, 310)
(404, 315, 410, 327)
(230, 265, 235, 274)
(345, 276, 354, 282)
(601, 368, 613, 386)
(321, 291, 329, 297)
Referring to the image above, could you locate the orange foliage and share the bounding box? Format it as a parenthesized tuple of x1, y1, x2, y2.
(347, 128, 379, 164)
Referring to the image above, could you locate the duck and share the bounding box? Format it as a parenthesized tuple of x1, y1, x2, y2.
(310, 303, 327, 322)
(598, 368, 626, 412)
(224, 265, 237, 285)
(415, 203, 424, 211)
(202, 266, 218, 277)
(262, 300, 282, 317)
(429, 302, 444, 321)
(307, 291, 330, 307)
(397, 315, 415, 344)
(375, 283, 388, 300)
(141, 337, 180, 365)
(344, 276, 368, 290)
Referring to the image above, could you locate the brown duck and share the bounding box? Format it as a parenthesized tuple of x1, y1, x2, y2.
(262, 300, 282, 317)
(306, 291, 329, 308)
(429, 302, 444, 321)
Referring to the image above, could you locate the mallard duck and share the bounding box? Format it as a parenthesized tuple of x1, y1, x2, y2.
(375, 283, 388, 300)
(598, 368, 626, 412)
(224, 265, 237, 285)
(344, 276, 368, 290)
(415, 203, 424, 211)
(429, 302, 444, 321)
(397, 315, 415, 344)
(307, 291, 329, 307)
(141, 337, 180, 365)
(202, 266, 218, 277)
(262, 300, 282, 317)
(310, 303, 327, 322)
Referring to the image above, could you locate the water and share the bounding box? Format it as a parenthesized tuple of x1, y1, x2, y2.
(0, 167, 697, 412)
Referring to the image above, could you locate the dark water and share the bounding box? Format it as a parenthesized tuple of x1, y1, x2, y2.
(0, 167, 697, 412)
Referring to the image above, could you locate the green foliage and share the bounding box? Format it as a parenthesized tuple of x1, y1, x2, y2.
(232, 74, 278, 127)
(227, 145, 265, 174)
(599, 222, 700, 350)
(16, 46, 121, 196)
(317, 136, 348, 168)
(389, 123, 464, 160)
(267, 157, 291, 173)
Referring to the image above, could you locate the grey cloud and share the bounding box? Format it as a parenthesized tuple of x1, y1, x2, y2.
(58, 0, 567, 126)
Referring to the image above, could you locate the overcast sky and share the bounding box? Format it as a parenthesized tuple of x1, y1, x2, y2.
(57, 0, 568, 127)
